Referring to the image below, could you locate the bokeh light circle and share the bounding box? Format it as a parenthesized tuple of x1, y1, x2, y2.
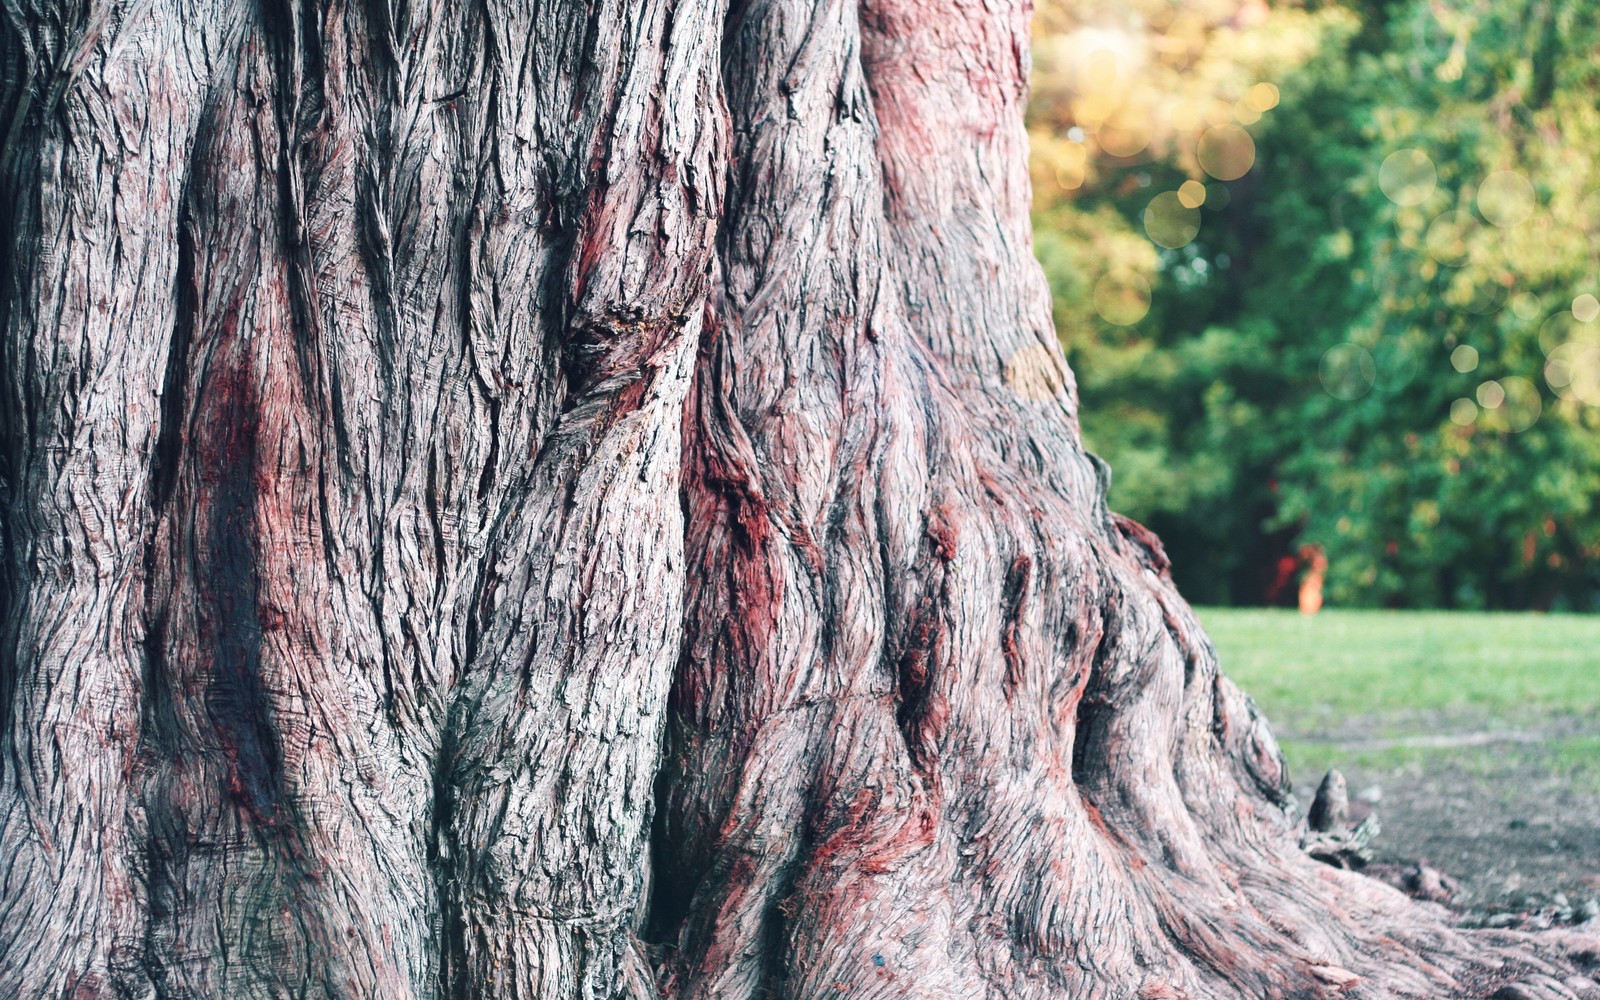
(1424, 211, 1475, 267)
(1320, 343, 1376, 400)
(1574, 293, 1600, 323)
(1497, 376, 1541, 431)
(1099, 112, 1153, 158)
(1511, 292, 1544, 321)
(1081, 48, 1119, 92)
(1075, 92, 1118, 129)
(1477, 170, 1535, 228)
(1379, 149, 1437, 206)
(1546, 342, 1600, 404)
(1093, 271, 1153, 326)
(1582, 190, 1600, 223)
(1475, 380, 1505, 409)
(1539, 312, 1583, 354)
(1145, 192, 1201, 248)
(1450, 398, 1478, 426)
(1371, 338, 1420, 392)
(1177, 179, 1207, 209)
(1197, 125, 1256, 181)
(1450, 344, 1479, 373)
(1047, 139, 1088, 191)
(1245, 82, 1280, 112)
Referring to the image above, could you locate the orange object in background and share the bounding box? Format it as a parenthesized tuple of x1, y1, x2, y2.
(1298, 544, 1329, 615)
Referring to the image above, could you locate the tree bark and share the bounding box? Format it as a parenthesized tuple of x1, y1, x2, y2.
(0, 0, 1594, 998)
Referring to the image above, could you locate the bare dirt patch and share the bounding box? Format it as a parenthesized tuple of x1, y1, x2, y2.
(1283, 712, 1600, 925)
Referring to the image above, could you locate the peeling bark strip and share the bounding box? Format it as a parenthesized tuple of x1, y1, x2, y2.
(0, 1, 1595, 999)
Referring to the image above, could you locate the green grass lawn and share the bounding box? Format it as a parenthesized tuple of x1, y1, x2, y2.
(1197, 608, 1600, 729)
(1195, 608, 1600, 786)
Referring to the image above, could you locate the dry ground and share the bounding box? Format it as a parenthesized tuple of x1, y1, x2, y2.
(1201, 609, 1600, 923)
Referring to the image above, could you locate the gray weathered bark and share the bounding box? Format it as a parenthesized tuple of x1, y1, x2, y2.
(0, 0, 1595, 997)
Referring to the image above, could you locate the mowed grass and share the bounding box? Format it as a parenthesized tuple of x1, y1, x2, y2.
(1197, 608, 1600, 732)
(1194, 608, 1600, 787)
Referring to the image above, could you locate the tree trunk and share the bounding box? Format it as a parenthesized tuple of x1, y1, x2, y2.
(0, 0, 1593, 997)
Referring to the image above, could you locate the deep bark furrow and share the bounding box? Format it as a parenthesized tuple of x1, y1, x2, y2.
(2, 0, 725, 995)
(0, 3, 229, 990)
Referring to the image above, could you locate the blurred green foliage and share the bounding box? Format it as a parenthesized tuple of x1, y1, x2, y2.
(1030, 0, 1600, 609)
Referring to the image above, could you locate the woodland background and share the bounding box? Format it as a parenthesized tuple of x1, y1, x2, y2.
(1028, 0, 1600, 610)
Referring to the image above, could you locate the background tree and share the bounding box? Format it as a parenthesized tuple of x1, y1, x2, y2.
(1, 0, 1597, 998)
(1032, 0, 1600, 609)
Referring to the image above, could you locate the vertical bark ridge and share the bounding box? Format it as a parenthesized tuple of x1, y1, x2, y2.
(0, 1, 234, 992)
(436, 1, 725, 993)
(656, 0, 1600, 998)
(136, 15, 435, 993)
(3, 0, 726, 995)
(661, 0, 944, 995)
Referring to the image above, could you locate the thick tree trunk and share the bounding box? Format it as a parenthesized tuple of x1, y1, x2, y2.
(0, 0, 1594, 997)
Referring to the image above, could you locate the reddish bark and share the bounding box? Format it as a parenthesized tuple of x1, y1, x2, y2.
(0, 0, 1596, 997)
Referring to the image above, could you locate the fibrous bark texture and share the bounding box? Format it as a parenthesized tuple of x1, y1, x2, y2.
(0, 0, 1594, 997)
